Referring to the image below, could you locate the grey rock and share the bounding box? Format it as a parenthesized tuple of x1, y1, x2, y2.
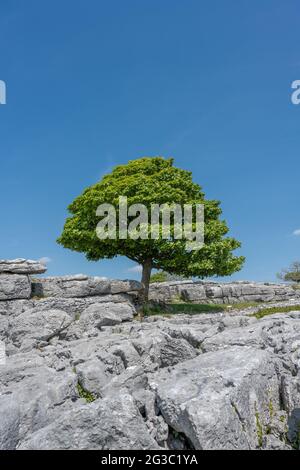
(8, 309, 73, 349)
(19, 393, 159, 450)
(78, 303, 123, 330)
(29, 294, 135, 318)
(2, 269, 300, 451)
(101, 365, 148, 396)
(262, 434, 291, 450)
(78, 302, 135, 332)
(110, 279, 142, 294)
(150, 347, 282, 450)
(75, 359, 111, 397)
(0, 274, 31, 300)
(0, 299, 34, 316)
(149, 280, 300, 304)
(31, 275, 111, 298)
(132, 329, 198, 371)
(202, 316, 300, 355)
(0, 354, 78, 444)
(0, 259, 47, 275)
(31, 276, 142, 299)
(0, 396, 20, 449)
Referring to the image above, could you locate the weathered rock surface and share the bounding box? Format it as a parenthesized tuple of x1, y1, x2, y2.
(31, 275, 141, 299)
(150, 347, 281, 450)
(19, 393, 159, 450)
(8, 309, 73, 350)
(1, 260, 300, 450)
(1, 299, 300, 450)
(0, 274, 31, 300)
(150, 280, 300, 304)
(0, 259, 47, 275)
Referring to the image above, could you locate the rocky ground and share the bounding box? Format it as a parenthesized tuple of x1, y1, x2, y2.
(1, 296, 300, 450)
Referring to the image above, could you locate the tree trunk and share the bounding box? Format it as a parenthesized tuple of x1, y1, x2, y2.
(140, 259, 152, 306)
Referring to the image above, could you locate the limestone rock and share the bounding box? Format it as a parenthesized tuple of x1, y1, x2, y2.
(149, 280, 300, 304)
(31, 276, 142, 299)
(1, 269, 300, 451)
(0, 396, 20, 450)
(0, 274, 31, 301)
(110, 279, 142, 294)
(18, 394, 159, 450)
(8, 309, 73, 349)
(78, 303, 130, 331)
(150, 347, 282, 450)
(31, 275, 111, 298)
(0, 259, 47, 275)
(0, 354, 78, 444)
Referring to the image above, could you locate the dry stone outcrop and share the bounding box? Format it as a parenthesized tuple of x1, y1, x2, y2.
(1, 259, 300, 450)
(149, 279, 300, 304)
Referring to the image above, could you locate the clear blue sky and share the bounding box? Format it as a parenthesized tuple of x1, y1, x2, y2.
(0, 0, 299, 281)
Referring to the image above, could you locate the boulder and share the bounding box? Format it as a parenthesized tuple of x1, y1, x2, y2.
(0, 274, 31, 300)
(8, 309, 73, 349)
(150, 347, 282, 450)
(0, 354, 78, 444)
(18, 393, 159, 450)
(78, 302, 135, 332)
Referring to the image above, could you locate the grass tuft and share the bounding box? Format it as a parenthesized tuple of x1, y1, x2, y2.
(143, 301, 261, 317)
(251, 305, 300, 320)
(76, 382, 95, 403)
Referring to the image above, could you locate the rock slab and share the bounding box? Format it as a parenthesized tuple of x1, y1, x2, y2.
(0, 259, 47, 275)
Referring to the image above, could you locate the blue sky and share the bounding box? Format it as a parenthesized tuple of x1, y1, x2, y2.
(0, 0, 300, 281)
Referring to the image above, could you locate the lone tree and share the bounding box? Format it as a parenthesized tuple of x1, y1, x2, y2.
(278, 261, 300, 284)
(57, 157, 244, 303)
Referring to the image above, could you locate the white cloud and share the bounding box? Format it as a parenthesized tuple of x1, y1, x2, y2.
(293, 229, 300, 236)
(127, 265, 143, 274)
(38, 257, 52, 265)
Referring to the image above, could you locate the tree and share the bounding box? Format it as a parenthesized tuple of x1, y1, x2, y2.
(278, 261, 300, 284)
(57, 157, 245, 303)
(150, 271, 188, 283)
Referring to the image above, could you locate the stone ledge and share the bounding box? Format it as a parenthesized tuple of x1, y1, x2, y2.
(0, 259, 47, 275)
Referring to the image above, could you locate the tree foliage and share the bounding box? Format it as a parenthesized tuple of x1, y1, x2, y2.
(57, 157, 245, 300)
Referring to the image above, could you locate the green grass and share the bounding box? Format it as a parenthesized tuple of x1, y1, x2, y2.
(170, 303, 226, 314)
(76, 382, 96, 403)
(143, 303, 224, 317)
(143, 301, 300, 318)
(143, 301, 261, 317)
(251, 305, 300, 320)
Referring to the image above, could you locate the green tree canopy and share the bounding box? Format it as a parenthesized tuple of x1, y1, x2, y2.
(57, 157, 245, 301)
